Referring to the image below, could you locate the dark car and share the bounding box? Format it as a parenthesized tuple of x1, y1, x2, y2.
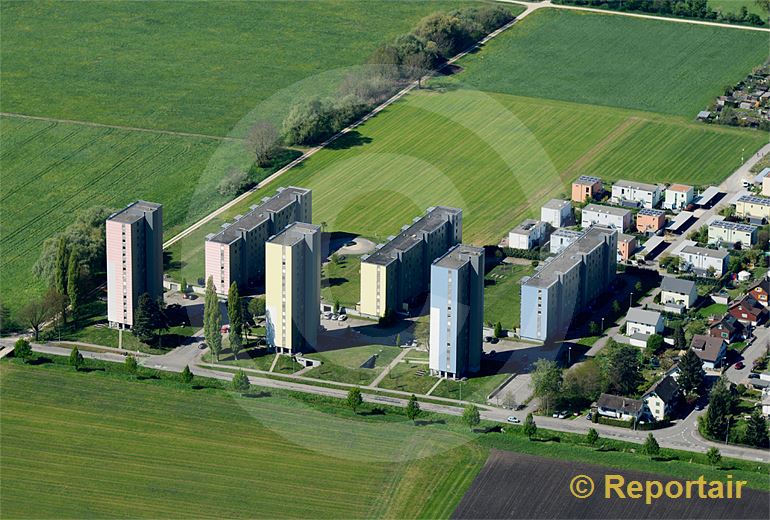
(748, 373, 760, 379)
(735, 361, 745, 369)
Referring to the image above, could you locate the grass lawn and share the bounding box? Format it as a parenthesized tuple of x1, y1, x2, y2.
(322, 254, 362, 309)
(709, 0, 765, 16)
(451, 8, 769, 116)
(697, 302, 729, 318)
(305, 345, 402, 385)
(378, 361, 438, 394)
(165, 87, 766, 284)
(204, 343, 301, 374)
(0, 0, 495, 136)
(432, 372, 510, 404)
(484, 263, 535, 330)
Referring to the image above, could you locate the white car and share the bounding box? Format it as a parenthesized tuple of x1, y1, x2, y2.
(338, 314, 347, 321)
(506, 416, 520, 424)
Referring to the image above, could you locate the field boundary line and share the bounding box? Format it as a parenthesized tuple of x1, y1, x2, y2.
(560, 116, 642, 177)
(162, 4, 542, 249)
(0, 112, 240, 142)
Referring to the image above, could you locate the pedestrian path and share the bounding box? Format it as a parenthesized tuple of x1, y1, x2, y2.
(369, 347, 412, 388)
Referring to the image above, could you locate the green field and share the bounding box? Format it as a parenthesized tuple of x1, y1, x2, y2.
(0, 0, 490, 136)
(322, 254, 363, 308)
(484, 262, 535, 330)
(453, 8, 769, 116)
(166, 88, 766, 284)
(305, 345, 402, 385)
(710, 0, 765, 16)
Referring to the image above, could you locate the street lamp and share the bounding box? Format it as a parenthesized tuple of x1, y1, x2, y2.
(629, 292, 634, 309)
(725, 417, 731, 445)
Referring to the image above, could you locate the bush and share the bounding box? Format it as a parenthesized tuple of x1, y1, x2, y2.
(231, 370, 251, 393)
(217, 168, 250, 197)
(13, 338, 32, 362)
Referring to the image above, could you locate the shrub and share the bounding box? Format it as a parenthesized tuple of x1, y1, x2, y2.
(217, 168, 250, 196)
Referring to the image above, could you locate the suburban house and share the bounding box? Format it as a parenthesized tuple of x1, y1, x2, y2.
(709, 314, 745, 344)
(581, 204, 632, 231)
(735, 194, 770, 221)
(572, 175, 602, 203)
(748, 276, 769, 307)
(617, 233, 637, 262)
(676, 245, 729, 276)
(596, 394, 646, 422)
(664, 184, 694, 210)
(728, 294, 768, 326)
(660, 276, 697, 311)
(643, 376, 679, 422)
(763, 393, 770, 418)
(707, 220, 757, 247)
(691, 335, 727, 370)
(626, 308, 664, 341)
(541, 199, 572, 228)
(549, 228, 583, 254)
(636, 208, 666, 234)
(611, 180, 662, 209)
(763, 176, 770, 197)
(508, 219, 548, 250)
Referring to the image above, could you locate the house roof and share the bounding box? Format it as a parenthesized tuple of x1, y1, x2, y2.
(690, 336, 725, 363)
(730, 294, 765, 315)
(597, 394, 644, 415)
(749, 276, 770, 295)
(660, 276, 696, 295)
(679, 245, 729, 260)
(543, 199, 571, 211)
(583, 203, 631, 217)
(574, 175, 601, 185)
(613, 179, 659, 193)
(626, 308, 662, 326)
(668, 184, 693, 193)
(710, 314, 743, 334)
(645, 376, 679, 403)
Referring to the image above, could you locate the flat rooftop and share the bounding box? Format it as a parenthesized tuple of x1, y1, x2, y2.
(552, 228, 584, 238)
(206, 186, 309, 245)
(523, 226, 615, 289)
(667, 184, 692, 192)
(709, 220, 758, 233)
(574, 175, 601, 185)
(542, 199, 571, 210)
(108, 200, 161, 224)
(583, 203, 630, 217)
(679, 245, 729, 259)
(268, 221, 319, 247)
(363, 206, 461, 266)
(737, 194, 770, 206)
(613, 179, 659, 192)
(433, 243, 483, 270)
(510, 219, 542, 236)
(638, 208, 665, 217)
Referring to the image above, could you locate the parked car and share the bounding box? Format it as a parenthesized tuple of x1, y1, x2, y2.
(748, 373, 759, 379)
(506, 416, 520, 424)
(585, 412, 593, 421)
(323, 312, 332, 319)
(331, 314, 339, 320)
(338, 314, 347, 321)
(735, 361, 745, 369)
(556, 411, 568, 419)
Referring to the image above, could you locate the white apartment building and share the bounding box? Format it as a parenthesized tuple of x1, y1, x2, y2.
(663, 184, 694, 210)
(508, 219, 548, 250)
(611, 180, 662, 209)
(677, 245, 729, 276)
(581, 204, 632, 231)
(540, 199, 572, 228)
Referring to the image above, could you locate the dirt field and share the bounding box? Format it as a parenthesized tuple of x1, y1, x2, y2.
(452, 450, 769, 519)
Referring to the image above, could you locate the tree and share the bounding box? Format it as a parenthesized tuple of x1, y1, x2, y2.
(642, 433, 660, 458)
(395, 333, 401, 348)
(588, 321, 600, 336)
(66, 247, 82, 321)
(125, 355, 138, 374)
(204, 276, 223, 361)
(706, 447, 722, 467)
(181, 365, 194, 384)
(245, 120, 281, 167)
(133, 293, 161, 343)
(602, 342, 643, 396)
(282, 97, 335, 146)
(703, 376, 734, 439)
(347, 387, 364, 414)
(646, 334, 664, 354)
(756, 0, 770, 14)
(54, 236, 68, 323)
(248, 296, 266, 321)
(231, 370, 251, 393)
(586, 428, 599, 446)
(678, 349, 705, 395)
(462, 404, 481, 431)
(530, 359, 562, 414)
(673, 322, 686, 349)
(217, 167, 249, 196)
(18, 291, 56, 341)
(493, 321, 503, 338)
(744, 409, 769, 448)
(406, 394, 421, 422)
(13, 338, 32, 362)
(228, 282, 243, 359)
(562, 359, 603, 407)
(334, 299, 341, 314)
(612, 300, 621, 315)
(180, 278, 188, 294)
(523, 412, 537, 439)
(69, 346, 84, 370)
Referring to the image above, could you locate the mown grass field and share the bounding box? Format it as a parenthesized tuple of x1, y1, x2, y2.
(0, 361, 485, 519)
(166, 88, 766, 284)
(484, 262, 535, 330)
(0, 0, 490, 136)
(452, 8, 770, 116)
(305, 345, 402, 385)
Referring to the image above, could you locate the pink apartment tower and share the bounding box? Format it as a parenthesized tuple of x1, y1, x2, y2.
(106, 201, 163, 328)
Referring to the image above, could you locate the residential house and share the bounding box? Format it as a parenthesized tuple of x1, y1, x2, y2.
(660, 276, 697, 311)
(748, 276, 769, 307)
(508, 219, 548, 250)
(581, 204, 632, 231)
(643, 376, 679, 422)
(596, 394, 646, 422)
(709, 314, 745, 344)
(762, 393, 770, 418)
(707, 220, 757, 247)
(735, 194, 770, 221)
(676, 245, 729, 276)
(664, 184, 694, 210)
(550, 228, 584, 254)
(572, 175, 602, 203)
(691, 335, 727, 370)
(617, 233, 637, 262)
(636, 208, 666, 234)
(611, 180, 662, 209)
(728, 294, 768, 327)
(626, 308, 664, 339)
(763, 177, 770, 197)
(541, 199, 572, 228)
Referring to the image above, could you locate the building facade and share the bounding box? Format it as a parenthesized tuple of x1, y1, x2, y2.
(677, 245, 729, 276)
(611, 180, 662, 209)
(429, 244, 484, 379)
(508, 219, 547, 250)
(626, 308, 664, 337)
(360, 206, 462, 318)
(735, 194, 770, 221)
(264, 222, 321, 354)
(581, 204, 631, 231)
(106, 201, 163, 329)
(617, 234, 637, 262)
(571, 175, 602, 203)
(636, 208, 666, 234)
(660, 276, 697, 310)
(204, 186, 311, 295)
(540, 199, 572, 228)
(663, 184, 694, 210)
(550, 228, 584, 254)
(707, 220, 757, 247)
(520, 226, 617, 342)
